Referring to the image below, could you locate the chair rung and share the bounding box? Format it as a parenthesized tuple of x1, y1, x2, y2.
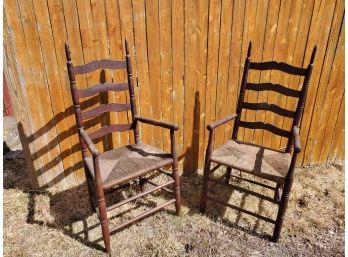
(208, 170, 229, 191)
(157, 167, 172, 177)
(142, 178, 174, 194)
(109, 199, 176, 234)
(106, 181, 174, 212)
(229, 174, 277, 190)
(209, 164, 221, 174)
(208, 177, 279, 204)
(206, 195, 276, 224)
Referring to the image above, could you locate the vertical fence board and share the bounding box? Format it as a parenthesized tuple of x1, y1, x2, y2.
(4, 0, 344, 188)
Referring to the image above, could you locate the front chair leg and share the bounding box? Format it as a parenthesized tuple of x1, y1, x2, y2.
(200, 160, 211, 213)
(98, 196, 111, 253)
(172, 160, 181, 215)
(272, 179, 293, 242)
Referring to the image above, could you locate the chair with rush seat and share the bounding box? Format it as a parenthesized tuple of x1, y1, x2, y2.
(65, 40, 181, 254)
(200, 42, 316, 242)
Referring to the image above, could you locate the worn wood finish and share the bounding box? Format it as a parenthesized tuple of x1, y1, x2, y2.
(4, 0, 344, 189)
(65, 41, 180, 253)
(200, 44, 316, 242)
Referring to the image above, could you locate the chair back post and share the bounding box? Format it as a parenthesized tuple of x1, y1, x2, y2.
(65, 42, 88, 159)
(232, 41, 252, 140)
(285, 46, 317, 153)
(125, 39, 140, 144)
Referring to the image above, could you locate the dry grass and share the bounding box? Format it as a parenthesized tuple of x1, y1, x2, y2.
(4, 157, 344, 257)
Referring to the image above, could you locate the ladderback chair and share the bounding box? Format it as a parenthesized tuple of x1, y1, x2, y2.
(65, 40, 181, 253)
(200, 42, 316, 242)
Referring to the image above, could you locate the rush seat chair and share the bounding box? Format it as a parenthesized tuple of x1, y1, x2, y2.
(200, 42, 316, 242)
(65, 40, 181, 253)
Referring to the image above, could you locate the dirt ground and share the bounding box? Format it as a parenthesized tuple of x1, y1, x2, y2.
(4, 156, 344, 257)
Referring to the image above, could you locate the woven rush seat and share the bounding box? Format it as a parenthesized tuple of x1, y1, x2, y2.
(211, 140, 291, 183)
(85, 143, 173, 189)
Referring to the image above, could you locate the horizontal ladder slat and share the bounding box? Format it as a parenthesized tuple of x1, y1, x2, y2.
(242, 102, 295, 118)
(89, 123, 132, 140)
(73, 59, 127, 74)
(106, 181, 174, 212)
(108, 199, 176, 235)
(246, 83, 301, 97)
(249, 61, 307, 76)
(78, 83, 128, 98)
(208, 177, 279, 204)
(206, 195, 276, 224)
(82, 103, 131, 120)
(239, 121, 291, 137)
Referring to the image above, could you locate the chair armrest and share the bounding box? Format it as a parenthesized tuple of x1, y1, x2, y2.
(79, 128, 100, 157)
(207, 114, 238, 131)
(134, 115, 179, 131)
(292, 126, 301, 153)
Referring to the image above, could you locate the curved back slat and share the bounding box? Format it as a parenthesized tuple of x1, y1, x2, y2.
(89, 123, 133, 141)
(246, 83, 301, 97)
(78, 83, 128, 98)
(73, 59, 127, 75)
(241, 102, 296, 118)
(249, 61, 307, 76)
(239, 121, 291, 138)
(82, 103, 131, 120)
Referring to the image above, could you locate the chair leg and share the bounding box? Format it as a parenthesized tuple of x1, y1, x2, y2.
(172, 161, 181, 215)
(272, 179, 293, 242)
(84, 167, 96, 212)
(98, 196, 111, 253)
(200, 160, 211, 213)
(225, 167, 232, 184)
(274, 182, 282, 202)
(139, 176, 145, 192)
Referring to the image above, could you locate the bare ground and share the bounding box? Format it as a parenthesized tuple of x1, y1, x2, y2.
(4, 156, 344, 257)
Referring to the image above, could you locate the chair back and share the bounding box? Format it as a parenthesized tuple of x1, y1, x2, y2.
(232, 42, 317, 152)
(65, 40, 140, 152)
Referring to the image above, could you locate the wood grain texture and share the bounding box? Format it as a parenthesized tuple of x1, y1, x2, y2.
(4, 0, 344, 187)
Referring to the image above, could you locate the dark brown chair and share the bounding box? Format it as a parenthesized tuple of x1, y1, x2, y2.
(200, 42, 316, 242)
(65, 40, 181, 254)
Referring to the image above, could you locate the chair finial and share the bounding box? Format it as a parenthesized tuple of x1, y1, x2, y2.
(310, 45, 317, 64)
(247, 41, 252, 58)
(65, 42, 71, 61)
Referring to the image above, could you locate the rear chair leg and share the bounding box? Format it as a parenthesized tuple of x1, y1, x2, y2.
(200, 160, 211, 213)
(274, 182, 282, 202)
(272, 179, 293, 242)
(225, 167, 232, 184)
(172, 161, 181, 215)
(84, 166, 96, 212)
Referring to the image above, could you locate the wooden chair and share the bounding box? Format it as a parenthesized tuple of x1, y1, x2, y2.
(200, 42, 316, 242)
(65, 40, 181, 253)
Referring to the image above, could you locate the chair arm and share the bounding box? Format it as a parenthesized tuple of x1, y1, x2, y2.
(207, 114, 238, 131)
(292, 126, 301, 153)
(79, 128, 100, 157)
(134, 115, 179, 131)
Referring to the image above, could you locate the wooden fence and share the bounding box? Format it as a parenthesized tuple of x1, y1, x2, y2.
(4, 0, 344, 188)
